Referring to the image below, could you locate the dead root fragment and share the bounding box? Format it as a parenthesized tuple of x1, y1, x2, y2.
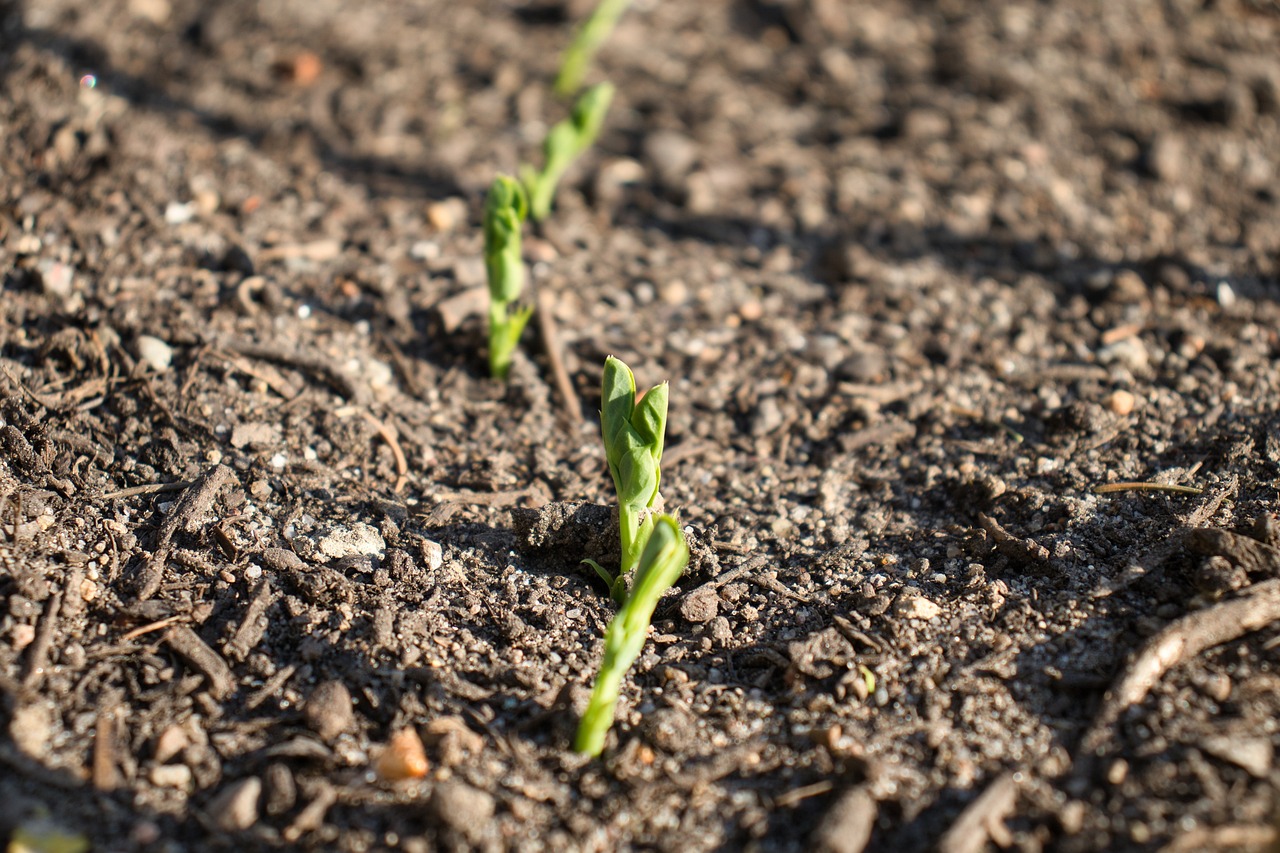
(978, 513, 1050, 566)
(22, 589, 62, 689)
(284, 781, 338, 842)
(1073, 579, 1280, 788)
(938, 772, 1018, 853)
(217, 336, 368, 405)
(334, 406, 408, 493)
(1094, 482, 1204, 495)
(535, 289, 584, 427)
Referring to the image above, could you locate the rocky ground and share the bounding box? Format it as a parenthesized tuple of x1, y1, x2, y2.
(2, 0, 1280, 850)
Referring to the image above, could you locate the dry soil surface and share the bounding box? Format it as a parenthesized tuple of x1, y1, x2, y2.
(2, 0, 1280, 851)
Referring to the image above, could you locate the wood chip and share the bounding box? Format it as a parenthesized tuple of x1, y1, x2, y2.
(1185, 528, 1280, 579)
(92, 704, 123, 791)
(223, 580, 274, 662)
(132, 464, 236, 600)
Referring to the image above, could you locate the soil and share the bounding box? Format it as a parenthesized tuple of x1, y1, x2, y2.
(2, 0, 1280, 850)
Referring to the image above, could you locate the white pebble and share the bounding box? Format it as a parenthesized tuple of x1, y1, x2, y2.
(136, 335, 173, 373)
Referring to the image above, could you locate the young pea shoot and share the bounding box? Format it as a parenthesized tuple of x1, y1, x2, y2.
(583, 355, 668, 602)
(575, 513, 689, 756)
(484, 175, 533, 380)
(521, 82, 615, 223)
(553, 0, 633, 98)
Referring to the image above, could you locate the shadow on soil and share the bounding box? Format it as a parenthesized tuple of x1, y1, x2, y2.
(0, 7, 462, 202)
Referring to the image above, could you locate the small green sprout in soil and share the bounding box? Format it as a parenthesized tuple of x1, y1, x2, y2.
(584, 355, 668, 603)
(521, 82, 614, 223)
(483, 174, 533, 380)
(553, 0, 633, 97)
(575, 512, 688, 757)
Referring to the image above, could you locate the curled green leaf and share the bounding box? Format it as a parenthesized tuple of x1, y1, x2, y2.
(599, 356, 668, 589)
(483, 176, 531, 379)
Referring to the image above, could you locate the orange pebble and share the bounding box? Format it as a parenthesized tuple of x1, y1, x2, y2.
(1105, 389, 1136, 416)
(281, 51, 324, 86)
(376, 728, 429, 782)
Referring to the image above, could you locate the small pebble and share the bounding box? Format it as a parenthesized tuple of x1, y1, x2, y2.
(376, 727, 429, 782)
(409, 240, 440, 261)
(278, 51, 323, 86)
(10, 623, 36, 651)
(1147, 133, 1184, 182)
(303, 681, 355, 742)
(13, 233, 41, 254)
(420, 539, 444, 571)
(9, 702, 53, 758)
(643, 130, 699, 189)
(149, 764, 193, 788)
(680, 586, 718, 623)
(136, 335, 173, 373)
(128, 0, 170, 24)
(153, 725, 190, 764)
(194, 190, 220, 217)
(164, 201, 195, 225)
(37, 259, 75, 298)
(313, 523, 385, 560)
(893, 591, 941, 621)
(208, 777, 261, 831)
(426, 198, 467, 232)
(230, 422, 280, 450)
(264, 763, 297, 816)
(1105, 389, 1136, 416)
(431, 781, 496, 843)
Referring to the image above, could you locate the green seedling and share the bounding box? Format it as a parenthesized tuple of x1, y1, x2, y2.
(554, 0, 633, 98)
(521, 82, 615, 222)
(575, 513, 688, 756)
(484, 175, 533, 380)
(583, 355, 667, 603)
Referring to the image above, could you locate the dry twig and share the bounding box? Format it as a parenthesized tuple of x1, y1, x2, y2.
(336, 406, 409, 493)
(1094, 482, 1204, 495)
(164, 625, 237, 700)
(1072, 579, 1280, 789)
(22, 589, 63, 689)
(535, 289, 584, 427)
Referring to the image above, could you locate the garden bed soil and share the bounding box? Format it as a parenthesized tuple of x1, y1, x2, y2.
(2, 0, 1280, 850)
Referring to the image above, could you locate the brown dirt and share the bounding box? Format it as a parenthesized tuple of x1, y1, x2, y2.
(2, 0, 1280, 851)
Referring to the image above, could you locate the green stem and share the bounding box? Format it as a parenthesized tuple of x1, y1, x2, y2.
(554, 0, 633, 97)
